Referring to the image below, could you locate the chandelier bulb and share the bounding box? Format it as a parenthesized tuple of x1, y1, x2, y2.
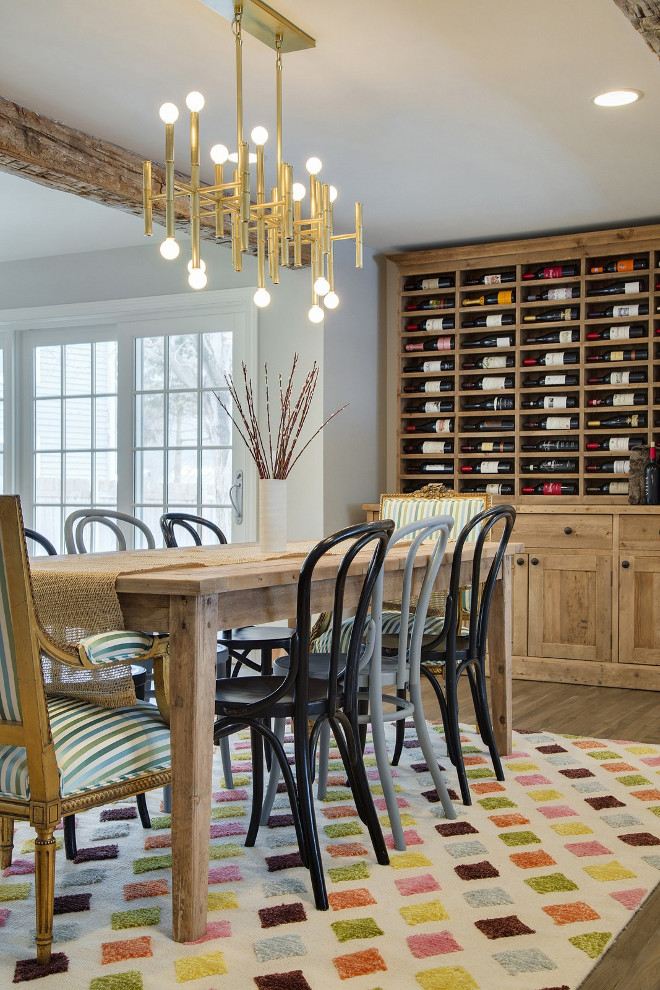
(188, 267, 208, 290)
(187, 258, 207, 274)
(253, 287, 271, 308)
(308, 304, 325, 324)
(313, 276, 330, 297)
(159, 237, 180, 260)
(306, 157, 322, 176)
(228, 150, 258, 164)
(329, 185, 338, 203)
(159, 103, 179, 125)
(292, 182, 306, 202)
(210, 144, 229, 164)
(251, 126, 268, 146)
(185, 91, 205, 113)
(324, 291, 339, 309)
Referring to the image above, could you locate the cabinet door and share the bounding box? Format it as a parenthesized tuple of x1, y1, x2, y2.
(528, 553, 611, 662)
(512, 552, 528, 657)
(619, 555, 660, 665)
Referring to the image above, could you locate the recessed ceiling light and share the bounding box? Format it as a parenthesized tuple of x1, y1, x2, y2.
(592, 89, 642, 107)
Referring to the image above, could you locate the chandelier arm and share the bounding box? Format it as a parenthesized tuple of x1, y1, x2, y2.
(276, 35, 283, 200)
(165, 121, 176, 241)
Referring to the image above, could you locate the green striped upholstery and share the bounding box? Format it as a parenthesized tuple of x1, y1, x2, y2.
(312, 610, 449, 654)
(79, 630, 158, 666)
(380, 496, 486, 543)
(0, 696, 170, 801)
(0, 545, 21, 723)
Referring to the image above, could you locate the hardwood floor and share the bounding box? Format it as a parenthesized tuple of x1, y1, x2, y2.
(420, 676, 660, 990)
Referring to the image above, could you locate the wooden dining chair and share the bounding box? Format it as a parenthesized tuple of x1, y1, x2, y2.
(0, 495, 171, 971)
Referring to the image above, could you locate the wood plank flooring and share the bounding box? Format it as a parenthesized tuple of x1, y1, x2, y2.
(420, 676, 660, 989)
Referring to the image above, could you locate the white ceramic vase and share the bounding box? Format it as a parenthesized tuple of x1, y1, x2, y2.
(259, 478, 287, 552)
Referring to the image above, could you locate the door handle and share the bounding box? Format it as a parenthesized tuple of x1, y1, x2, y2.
(229, 469, 243, 525)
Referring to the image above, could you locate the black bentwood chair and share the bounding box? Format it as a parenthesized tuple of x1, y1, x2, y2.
(212, 520, 394, 910)
(419, 504, 516, 805)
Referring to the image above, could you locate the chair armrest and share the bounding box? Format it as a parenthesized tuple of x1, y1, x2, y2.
(76, 630, 168, 668)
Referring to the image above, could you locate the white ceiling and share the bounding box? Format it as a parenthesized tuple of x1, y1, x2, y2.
(1, 0, 660, 262)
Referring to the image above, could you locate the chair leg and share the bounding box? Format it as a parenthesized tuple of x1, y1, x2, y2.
(331, 712, 389, 866)
(293, 712, 328, 910)
(408, 679, 456, 820)
(420, 664, 459, 768)
(0, 815, 14, 869)
(246, 728, 265, 847)
(316, 720, 331, 800)
(220, 736, 234, 790)
(162, 785, 172, 814)
(445, 669, 471, 805)
(63, 814, 77, 861)
(259, 717, 286, 825)
(34, 824, 57, 965)
(469, 662, 504, 782)
(136, 793, 151, 829)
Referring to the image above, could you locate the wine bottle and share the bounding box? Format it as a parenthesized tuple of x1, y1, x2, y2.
(463, 334, 514, 348)
(463, 289, 515, 307)
(522, 373, 579, 388)
(585, 437, 642, 451)
(587, 392, 646, 407)
(464, 271, 515, 286)
(463, 396, 515, 411)
(645, 444, 660, 504)
(585, 460, 630, 473)
(586, 280, 645, 296)
(521, 459, 578, 472)
(403, 380, 453, 394)
(403, 358, 454, 373)
(404, 336, 454, 352)
(586, 347, 648, 363)
(463, 418, 515, 431)
(403, 440, 454, 454)
(462, 376, 514, 390)
(522, 351, 579, 367)
(460, 460, 513, 474)
(460, 439, 514, 453)
(522, 264, 579, 280)
(523, 307, 579, 323)
(405, 296, 455, 312)
(418, 463, 454, 474)
(404, 274, 454, 291)
(586, 413, 647, 428)
(521, 438, 579, 452)
(586, 325, 646, 342)
(461, 313, 515, 328)
(462, 483, 514, 494)
(589, 258, 645, 274)
(525, 329, 580, 345)
(524, 416, 578, 430)
(586, 481, 630, 494)
(526, 286, 579, 302)
(404, 399, 454, 414)
(404, 419, 454, 434)
(406, 318, 455, 332)
(521, 482, 578, 495)
(462, 355, 515, 370)
(588, 303, 649, 318)
(521, 395, 577, 409)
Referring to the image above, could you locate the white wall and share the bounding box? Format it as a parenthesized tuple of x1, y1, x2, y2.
(0, 237, 383, 538)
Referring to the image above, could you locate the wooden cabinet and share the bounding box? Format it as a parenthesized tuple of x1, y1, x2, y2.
(618, 554, 660, 665)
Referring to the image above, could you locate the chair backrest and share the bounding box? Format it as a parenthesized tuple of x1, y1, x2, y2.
(24, 528, 57, 557)
(380, 486, 492, 544)
(64, 510, 156, 553)
(160, 512, 228, 548)
(426, 505, 516, 662)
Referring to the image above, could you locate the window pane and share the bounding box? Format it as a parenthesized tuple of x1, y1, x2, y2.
(201, 505, 232, 538)
(135, 449, 164, 503)
(168, 392, 198, 446)
(134, 506, 161, 546)
(135, 393, 164, 447)
(202, 390, 231, 446)
(169, 335, 198, 389)
(65, 398, 91, 449)
(95, 396, 117, 449)
(202, 447, 231, 505)
(168, 448, 198, 503)
(33, 506, 61, 553)
(95, 451, 117, 503)
(65, 451, 91, 503)
(35, 453, 61, 503)
(35, 345, 61, 397)
(35, 399, 61, 450)
(95, 340, 118, 393)
(135, 337, 165, 391)
(65, 343, 92, 395)
(202, 332, 232, 387)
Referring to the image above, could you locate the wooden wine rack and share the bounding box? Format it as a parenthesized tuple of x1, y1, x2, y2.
(387, 223, 660, 501)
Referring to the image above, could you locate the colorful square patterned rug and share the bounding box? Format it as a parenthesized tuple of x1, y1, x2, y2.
(2, 721, 660, 989)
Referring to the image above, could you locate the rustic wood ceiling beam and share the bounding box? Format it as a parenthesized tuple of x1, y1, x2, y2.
(612, 1, 660, 58)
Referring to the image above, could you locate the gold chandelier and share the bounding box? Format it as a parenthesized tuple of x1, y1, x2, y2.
(142, 0, 363, 323)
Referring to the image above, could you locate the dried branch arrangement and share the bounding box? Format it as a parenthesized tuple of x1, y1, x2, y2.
(215, 354, 347, 479)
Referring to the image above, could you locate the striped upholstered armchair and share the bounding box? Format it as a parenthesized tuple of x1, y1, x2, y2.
(0, 496, 171, 970)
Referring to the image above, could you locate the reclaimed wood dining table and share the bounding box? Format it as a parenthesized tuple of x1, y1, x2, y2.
(40, 537, 521, 943)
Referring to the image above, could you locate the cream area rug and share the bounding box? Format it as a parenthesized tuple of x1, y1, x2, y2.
(2, 720, 660, 989)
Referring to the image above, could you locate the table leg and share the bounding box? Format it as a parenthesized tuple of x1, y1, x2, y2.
(487, 554, 513, 757)
(169, 593, 219, 942)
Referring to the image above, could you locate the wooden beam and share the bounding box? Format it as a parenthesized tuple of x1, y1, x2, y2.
(612, 0, 660, 58)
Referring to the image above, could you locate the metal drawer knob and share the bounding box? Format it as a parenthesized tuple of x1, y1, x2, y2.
(531, 557, 539, 566)
(516, 557, 525, 565)
(622, 560, 630, 569)
(564, 526, 573, 535)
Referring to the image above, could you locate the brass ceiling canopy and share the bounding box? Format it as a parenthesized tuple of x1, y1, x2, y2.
(199, 0, 315, 52)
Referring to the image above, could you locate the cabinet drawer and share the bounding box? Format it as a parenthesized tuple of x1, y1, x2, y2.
(513, 513, 612, 550)
(619, 515, 660, 552)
